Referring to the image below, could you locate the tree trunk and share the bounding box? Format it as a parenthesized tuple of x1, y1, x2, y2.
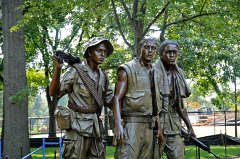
(46, 86, 58, 137)
(2, 0, 30, 158)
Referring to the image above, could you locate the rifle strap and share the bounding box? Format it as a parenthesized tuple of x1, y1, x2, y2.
(149, 69, 158, 116)
(149, 69, 158, 159)
(102, 70, 109, 105)
(71, 65, 104, 109)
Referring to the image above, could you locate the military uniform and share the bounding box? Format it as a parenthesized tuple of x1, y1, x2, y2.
(114, 58, 162, 159)
(57, 61, 113, 159)
(55, 37, 114, 159)
(153, 58, 191, 159)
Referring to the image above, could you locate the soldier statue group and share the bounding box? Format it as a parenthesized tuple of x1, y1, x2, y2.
(49, 36, 196, 159)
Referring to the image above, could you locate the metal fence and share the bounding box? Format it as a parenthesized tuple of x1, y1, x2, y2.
(187, 110, 240, 138)
(21, 137, 62, 159)
(27, 110, 240, 138)
(29, 117, 61, 137)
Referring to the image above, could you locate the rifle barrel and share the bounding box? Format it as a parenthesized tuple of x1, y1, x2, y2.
(209, 151, 220, 159)
(181, 127, 220, 159)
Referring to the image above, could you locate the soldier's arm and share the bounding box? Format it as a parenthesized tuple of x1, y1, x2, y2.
(178, 107, 196, 138)
(103, 75, 114, 109)
(113, 68, 128, 141)
(49, 56, 63, 96)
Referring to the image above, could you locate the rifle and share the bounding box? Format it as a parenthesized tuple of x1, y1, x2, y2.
(54, 50, 104, 111)
(181, 127, 220, 159)
(54, 50, 81, 65)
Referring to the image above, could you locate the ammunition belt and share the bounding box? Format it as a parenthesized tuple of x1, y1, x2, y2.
(68, 101, 97, 114)
(122, 115, 152, 123)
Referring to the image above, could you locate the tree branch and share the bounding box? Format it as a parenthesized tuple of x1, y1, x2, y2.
(200, 0, 207, 14)
(120, 0, 134, 26)
(132, 0, 138, 28)
(26, 32, 45, 54)
(63, 25, 81, 52)
(74, 29, 84, 56)
(111, 0, 133, 50)
(160, 7, 168, 42)
(54, 27, 59, 51)
(42, 26, 53, 50)
(164, 12, 218, 30)
(140, 0, 146, 11)
(142, 1, 170, 37)
(76, 30, 84, 48)
(136, 0, 146, 42)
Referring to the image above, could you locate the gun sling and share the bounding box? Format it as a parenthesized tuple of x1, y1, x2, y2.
(149, 69, 159, 159)
(71, 65, 104, 112)
(149, 69, 158, 116)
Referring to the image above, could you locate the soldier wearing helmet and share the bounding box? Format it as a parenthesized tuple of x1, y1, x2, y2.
(49, 37, 114, 159)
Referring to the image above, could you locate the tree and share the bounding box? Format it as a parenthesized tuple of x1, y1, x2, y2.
(169, 0, 240, 106)
(110, 0, 239, 100)
(13, 0, 239, 137)
(20, 0, 119, 137)
(2, 0, 30, 157)
(111, 0, 170, 57)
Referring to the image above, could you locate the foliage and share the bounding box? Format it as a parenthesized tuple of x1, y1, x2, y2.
(101, 43, 132, 85)
(3, 0, 239, 126)
(9, 87, 31, 103)
(27, 69, 46, 90)
(110, 0, 171, 56)
(153, 0, 240, 109)
(16, 0, 130, 136)
(29, 93, 49, 117)
(0, 58, 3, 90)
(7, 69, 46, 104)
(0, 91, 3, 117)
(108, 0, 240, 109)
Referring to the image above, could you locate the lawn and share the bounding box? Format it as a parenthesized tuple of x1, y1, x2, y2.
(31, 146, 240, 159)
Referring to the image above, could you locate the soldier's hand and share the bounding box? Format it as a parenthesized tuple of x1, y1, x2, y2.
(157, 127, 164, 144)
(114, 121, 124, 144)
(190, 127, 196, 137)
(187, 127, 196, 139)
(52, 55, 63, 69)
(156, 119, 164, 144)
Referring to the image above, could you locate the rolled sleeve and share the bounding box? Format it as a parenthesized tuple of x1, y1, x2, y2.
(58, 67, 76, 97)
(104, 83, 114, 109)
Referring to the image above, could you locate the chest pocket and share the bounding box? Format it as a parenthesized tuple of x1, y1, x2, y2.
(75, 78, 91, 97)
(124, 92, 145, 109)
(135, 71, 150, 89)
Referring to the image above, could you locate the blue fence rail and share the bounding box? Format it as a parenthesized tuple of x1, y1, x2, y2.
(0, 137, 62, 159)
(22, 137, 62, 159)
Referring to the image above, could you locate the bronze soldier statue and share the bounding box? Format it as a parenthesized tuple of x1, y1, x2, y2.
(153, 40, 196, 159)
(49, 37, 114, 159)
(113, 37, 163, 159)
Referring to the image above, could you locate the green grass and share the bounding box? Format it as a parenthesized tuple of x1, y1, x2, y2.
(30, 147, 59, 159)
(165, 146, 240, 159)
(31, 146, 240, 159)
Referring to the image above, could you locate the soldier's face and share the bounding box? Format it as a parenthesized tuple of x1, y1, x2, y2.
(161, 44, 179, 65)
(89, 43, 108, 65)
(140, 41, 157, 63)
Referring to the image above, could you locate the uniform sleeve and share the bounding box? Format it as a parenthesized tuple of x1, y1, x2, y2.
(104, 85, 114, 108)
(103, 73, 114, 109)
(57, 67, 77, 97)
